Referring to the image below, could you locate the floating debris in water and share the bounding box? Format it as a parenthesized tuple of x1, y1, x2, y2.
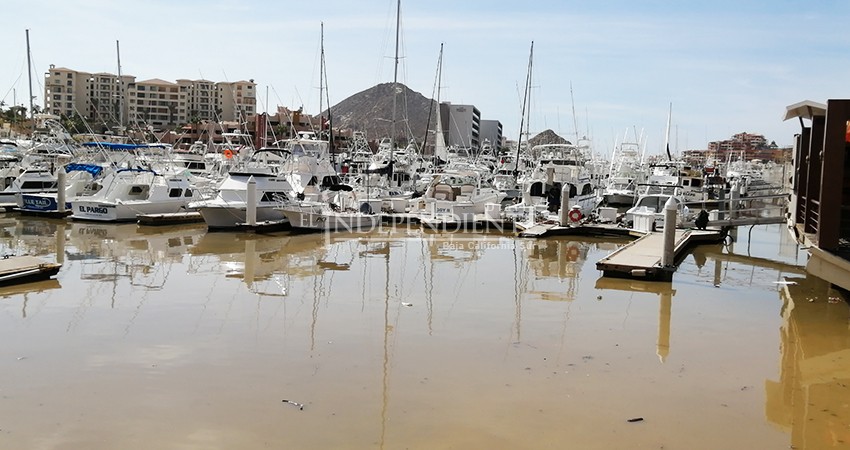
(772, 281, 797, 285)
(627, 417, 644, 423)
(282, 399, 304, 410)
(401, 302, 413, 307)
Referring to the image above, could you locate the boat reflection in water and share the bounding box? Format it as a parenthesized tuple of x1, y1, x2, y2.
(1, 220, 849, 449)
(523, 237, 628, 302)
(766, 275, 850, 449)
(67, 222, 203, 289)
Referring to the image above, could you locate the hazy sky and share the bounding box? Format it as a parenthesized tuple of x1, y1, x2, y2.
(3, 0, 849, 157)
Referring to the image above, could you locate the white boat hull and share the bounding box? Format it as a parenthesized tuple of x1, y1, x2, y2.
(71, 198, 193, 222)
(280, 206, 381, 232)
(196, 204, 288, 229)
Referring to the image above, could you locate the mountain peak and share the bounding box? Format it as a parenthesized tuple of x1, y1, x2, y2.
(327, 83, 436, 145)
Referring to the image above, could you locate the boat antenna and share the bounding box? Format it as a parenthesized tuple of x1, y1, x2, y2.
(664, 103, 673, 161)
(116, 40, 124, 132)
(570, 81, 579, 144)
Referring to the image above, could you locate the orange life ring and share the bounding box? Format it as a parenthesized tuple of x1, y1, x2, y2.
(223, 149, 234, 159)
(568, 209, 583, 222)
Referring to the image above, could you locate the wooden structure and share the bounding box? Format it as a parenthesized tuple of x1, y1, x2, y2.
(0, 255, 61, 286)
(137, 212, 204, 226)
(785, 99, 850, 291)
(595, 229, 723, 281)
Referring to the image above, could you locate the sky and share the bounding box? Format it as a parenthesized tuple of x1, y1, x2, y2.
(3, 0, 850, 158)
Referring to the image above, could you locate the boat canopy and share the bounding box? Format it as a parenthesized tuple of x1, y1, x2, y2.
(81, 142, 168, 151)
(65, 163, 104, 177)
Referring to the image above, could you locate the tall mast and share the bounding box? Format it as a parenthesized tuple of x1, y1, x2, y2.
(318, 22, 324, 129)
(25, 29, 34, 131)
(116, 40, 124, 130)
(389, 0, 401, 184)
(514, 41, 533, 179)
(391, 0, 400, 147)
(433, 43, 447, 163)
(320, 23, 335, 163)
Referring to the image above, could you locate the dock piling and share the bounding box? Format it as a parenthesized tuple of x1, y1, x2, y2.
(57, 169, 66, 213)
(246, 176, 257, 226)
(559, 182, 571, 225)
(661, 197, 677, 267)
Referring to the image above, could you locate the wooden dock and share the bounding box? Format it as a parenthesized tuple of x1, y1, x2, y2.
(16, 209, 73, 219)
(0, 255, 61, 286)
(517, 222, 643, 239)
(596, 229, 723, 281)
(137, 212, 204, 226)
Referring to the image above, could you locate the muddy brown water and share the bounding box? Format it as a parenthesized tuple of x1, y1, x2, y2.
(0, 217, 847, 449)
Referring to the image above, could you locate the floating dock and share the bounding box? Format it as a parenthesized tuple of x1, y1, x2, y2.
(596, 229, 724, 281)
(0, 255, 62, 286)
(137, 212, 204, 226)
(516, 222, 644, 239)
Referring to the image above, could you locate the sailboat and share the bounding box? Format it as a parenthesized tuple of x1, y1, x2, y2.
(433, 44, 449, 166)
(279, 22, 381, 232)
(504, 41, 597, 226)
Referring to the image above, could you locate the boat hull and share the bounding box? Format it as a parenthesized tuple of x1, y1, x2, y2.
(71, 199, 193, 222)
(280, 206, 381, 232)
(196, 204, 289, 230)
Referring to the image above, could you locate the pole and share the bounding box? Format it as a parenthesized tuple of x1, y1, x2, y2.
(559, 183, 571, 225)
(661, 196, 678, 267)
(246, 176, 257, 226)
(57, 168, 67, 213)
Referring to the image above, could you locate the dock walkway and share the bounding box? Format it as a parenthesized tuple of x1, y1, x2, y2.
(596, 229, 723, 281)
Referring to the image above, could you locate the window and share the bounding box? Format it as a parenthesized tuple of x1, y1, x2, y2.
(168, 188, 182, 198)
(21, 181, 57, 190)
(184, 189, 193, 197)
(128, 185, 150, 199)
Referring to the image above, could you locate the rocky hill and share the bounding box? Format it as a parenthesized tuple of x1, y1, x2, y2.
(527, 129, 570, 147)
(326, 82, 437, 145)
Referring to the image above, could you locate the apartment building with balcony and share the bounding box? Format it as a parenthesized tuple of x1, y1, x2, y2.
(217, 80, 257, 123)
(43, 66, 256, 132)
(177, 79, 217, 122)
(127, 79, 183, 129)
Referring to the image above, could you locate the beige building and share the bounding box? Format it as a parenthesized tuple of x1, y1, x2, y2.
(44, 66, 93, 119)
(217, 80, 257, 123)
(43, 66, 256, 131)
